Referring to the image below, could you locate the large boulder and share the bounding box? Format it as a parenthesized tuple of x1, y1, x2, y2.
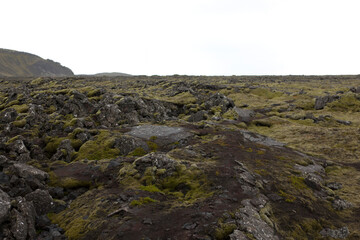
(113, 135, 148, 156)
(204, 93, 235, 113)
(234, 107, 255, 122)
(12, 163, 49, 181)
(314, 95, 339, 110)
(24, 189, 53, 215)
(0, 189, 11, 224)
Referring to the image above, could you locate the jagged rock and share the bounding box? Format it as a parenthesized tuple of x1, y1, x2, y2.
(0, 155, 10, 167)
(50, 139, 75, 162)
(332, 198, 353, 210)
(234, 108, 255, 122)
(235, 205, 278, 240)
(113, 135, 148, 156)
(0, 108, 18, 123)
(12, 163, 49, 181)
(24, 189, 53, 215)
(11, 139, 29, 155)
(304, 173, 323, 190)
(350, 86, 360, 93)
(294, 164, 325, 175)
(75, 131, 91, 143)
(96, 104, 122, 127)
(18, 200, 37, 239)
(204, 93, 235, 113)
(36, 214, 52, 229)
(320, 227, 349, 239)
(188, 110, 207, 122)
(326, 182, 343, 190)
(229, 230, 250, 240)
(48, 187, 65, 199)
(11, 209, 28, 240)
(0, 189, 11, 224)
(314, 95, 339, 110)
(134, 152, 178, 175)
(0, 172, 10, 185)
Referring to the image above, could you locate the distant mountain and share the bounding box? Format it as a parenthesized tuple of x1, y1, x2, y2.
(0, 48, 74, 77)
(93, 72, 132, 77)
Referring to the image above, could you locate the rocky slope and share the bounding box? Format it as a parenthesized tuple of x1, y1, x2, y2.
(0, 75, 359, 239)
(0, 49, 74, 77)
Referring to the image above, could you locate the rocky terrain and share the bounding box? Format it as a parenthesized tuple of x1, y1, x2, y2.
(0, 75, 359, 239)
(0, 49, 73, 77)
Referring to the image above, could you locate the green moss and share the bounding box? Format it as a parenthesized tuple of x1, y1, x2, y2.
(11, 104, 29, 113)
(147, 141, 158, 152)
(290, 176, 307, 190)
(49, 172, 91, 189)
(328, 93, 360, 112)
(12, 118, 27, 128)
(222, 109, 238, 120)
(140, 185, 162, 193)
(279, 190, 296, 202)
(76, 130, 120, 161)
(251, 88, 283, 99)
(130, 197, 158, 207)
(214, 223, 237, 240)
(127, 147, 147, 157)
(6, 135, 22, 144)
(48, 190, 111, 240)
(44, 137, 66, 155)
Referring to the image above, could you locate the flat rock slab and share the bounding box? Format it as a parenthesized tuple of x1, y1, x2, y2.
(127, 125, 192, 144)
(240, 130, 284, 147)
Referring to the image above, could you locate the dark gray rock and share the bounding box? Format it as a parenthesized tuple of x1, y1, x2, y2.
(188, 110, 207, 122)
(314, 95, 339, 110)
(332, 198, 353, 210)
(234, 108, 255, 122)
(11, 139, 29, 155)
(11, 209, 28, 240)
(229, 230, 250, 240)
(50, 139, 75, 162)
(320, 227, 349, 239)
(113, 135, 148, 156)
(0, 189, 11, 224)
(36, 215, 52, 229)
(304, 174, 323, 190)
(18, 200, 37, 240)
(0, 108, 18, 123)
(25, 189, 53, 215)
(0, 155, 10, 167)
(48, 187, 65, 199)
(326, 182, 343, 190)
(235, 205, 278, 240)
(96, 104, 122, 127)
(204, 93, 235, 113)
(294, 164, 325, 175)
(241, 130, 284, 147)
(134, 152, 178, 175)
(350, 86, 360, 93)
(12, 163, 49, 181)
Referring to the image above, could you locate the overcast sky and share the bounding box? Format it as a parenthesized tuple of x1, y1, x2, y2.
(1, 0, 360, 75)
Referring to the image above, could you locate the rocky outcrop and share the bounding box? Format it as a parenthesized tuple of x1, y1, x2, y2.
(314, 95, 339, 110)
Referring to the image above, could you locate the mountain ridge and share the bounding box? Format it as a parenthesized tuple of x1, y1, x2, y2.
(0, 48, 74, 77)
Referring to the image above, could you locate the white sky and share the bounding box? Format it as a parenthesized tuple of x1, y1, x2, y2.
(1, 0, 360, 75)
